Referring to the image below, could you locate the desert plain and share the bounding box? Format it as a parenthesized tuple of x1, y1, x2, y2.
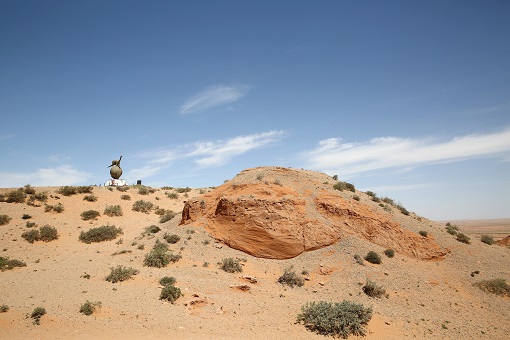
(0, 166, 509, 339)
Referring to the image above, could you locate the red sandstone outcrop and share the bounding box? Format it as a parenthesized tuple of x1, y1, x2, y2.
(180, 166, 448, 260)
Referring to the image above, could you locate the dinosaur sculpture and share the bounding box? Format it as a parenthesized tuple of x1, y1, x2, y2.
(108, 156, 122, 168)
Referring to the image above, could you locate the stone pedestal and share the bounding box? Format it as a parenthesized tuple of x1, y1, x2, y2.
(105, 179, 127, 186)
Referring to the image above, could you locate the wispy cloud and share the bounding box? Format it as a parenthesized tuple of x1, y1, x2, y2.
(304, 127, 510, 177)
(179, 84, 249, 114)
(0, 165, 92, 188)
(134, 130, 286, 178)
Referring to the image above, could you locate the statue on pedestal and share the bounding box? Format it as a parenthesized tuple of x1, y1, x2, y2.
(105, 155, 127, 186)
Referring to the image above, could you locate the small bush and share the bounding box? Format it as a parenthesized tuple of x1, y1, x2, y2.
(22, 214, 32, 219)
(144, 242, 181, 268)
(121, 194, 131, 200)
(79, 225, 123, 243)
(164, 234, 181, 244)
(21, 229, 40, 243)
(220, 258, 243, 273)
(175, 187, 191, 193)
(381, 197, 395, 206)
(83, 195, 97, 202)
(147, 225, 161, 233)
(333, 181, 355, 192)
(371, 196, 381, 203)
(39, 225, 59, 242)
(104, 205, 123, 217)
(105, 265, 139, 283)
(137, 186, 156, 195)
(0, 256, 27, 271)
(0, 305, 9, 313)
(352, 195, 360, 201)
(383, 249, 395, 258)
(52, 203, 65, 213)
(80, 301, 101, 316)
(362, 280, 386, 298)
(0, 214, 11, 226)
(57, 186, 77, 196)
(354, 254, 365, 265)
(80, 210, 100, 220)
(159, 211, 177, 223)
(132, 200, 154, 213)
(364, 251, 382, 264)
(31, 192, 48, 202)
(159, 276, 177, 286)
(365, 191, 375, 197)
(76, 186, 93, 194)
(396, 203, 409, 215)
(31, 307, 46, 325)
(24, 184, 36, 194)
(474, 278, 510, 297)
(480, 235, 495, 245)
(166, 192, 179, 199)
(297, 300, 372, 338)
(6, 189, 27, 203)
(278, 266, 305, 287)
(160, 284, 183, 304)
(26, 221, 36, 228)
(116, 186, 129, 192)
(445, 223, 459, 235)
(419, 230, 428, 237)
(456, 233, 471, 244)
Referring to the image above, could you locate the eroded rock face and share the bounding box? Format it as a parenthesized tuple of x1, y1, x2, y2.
(180, 166, 448, 260)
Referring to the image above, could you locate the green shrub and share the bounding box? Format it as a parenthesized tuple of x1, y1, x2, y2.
(364, 251, 382, 264)
(362, 280, 386, 298)
(39, 225, 59, 242)
(159, 276, 177, 286)
(352, 195, 360, 201)
(220, 258, 243, 273)
(165, 192, 179, 199)
(80, 210, 100, 220)
(26, 221, 36, 228)
(31, 307, 46, 325)
(381, 197, 395, 206)
(446, 224, 459, 235)
(383, 249, 395, 258)
(160, 284, 183, 304)
(57, 186, 77, 196)
(175, 187, 191, 193)
(132, 200, 154, 213)
(0, 214, 11, 226)
(22, 214, 32, 219)
(83, 195, 97, 202)
(365, 191, 375, 197)
(105, 265, 139, 283)
(297, 300, 372, 338)
(121, 194, 131, 200)
(21, 229, 40, 243)
(104, 205, 123, 217)
(396, 203, 409, 215)
(116, 186, 129, 192)
(419, 230, 428, 237)
(333, 181, 355, 192)
(6, 189, 27, 203)
(371, 196, 381, 203)
(0, 305, 9, 313)
(79, 301, 101, 316)
(480, 235, 495, 245)
(278, 266, 305, 287)
(354, 254, 365, 265)
(144, 242, 181, 268)
(76, 186, 93, 194)
(24, 184, 36, 194)
(52, 203, 64, 213)
(164, 234, 181, 244)
(474, 278, 510, 297)
(79, 225, 123, 243)
(0, 256, 27, 271)
(456, 233, 470, 244)
(147, 225, 161, 233)
(159, 211, 177, 223)
(31, 192, 48, 202)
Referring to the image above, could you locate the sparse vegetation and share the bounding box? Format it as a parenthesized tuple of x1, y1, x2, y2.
(105, 265, 139, 283)
(175, 187, 191, 193)
(80, 210, 100, 220)
(383, 249, 395, 258)
(297, 300, 372, 338)
(220, 258, 243, 273)
(31, 307, 46, 325)
(364, 251, 382, 264)
(164, 234, 181, 244)
(146, 225, 161, 233)
(79, 225, 123, 243)
(159, 210, 177, 223)
(121, 194, 131, 200)
(80, 301, 101, 316)
(362, 280, 386, 298)
(6, 189, 27, 203)
(159, 276, 176, 286)
(83, 195, 97, 202)
(352, 195, 360, 201)
(144, 241, 181, 268)
(474, 278, 510, 297)
(0, 256, 27, 271)
(333, 181, 355, 192)
(396, 203, 409, 215)
(57, 186, 77, 196)
(480, 235, 495, 245)
(371, 196, 381, 203)
(160, 284, 183, 304)
(456, 233, 471, 244)
(277, 266, 304, 287)
(419, 230, 428, 237)
(165, 192, 178, 199)
(365, 191, 375, 197)
(445, 223, 459, 235)
(132, 200, 155, 213)
(354, 254, 365, 265)
(0, 214, 11, 226)
(22, 214, 31, 219)
(0, 305, 9, 313)
(104, 205, 123, 217)
(38, 225, 59, 242)
(21, 229, 40, 243)
(24, 184, 36, 194)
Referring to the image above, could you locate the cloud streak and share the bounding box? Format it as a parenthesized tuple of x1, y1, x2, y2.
(133, 130, 286, 178)
(304, 128, 510, 177)
(179, 84, 249, 114)
(0, 165, 93, 188)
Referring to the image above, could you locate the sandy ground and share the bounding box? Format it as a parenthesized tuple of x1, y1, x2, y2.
(1, 183, 509, 339)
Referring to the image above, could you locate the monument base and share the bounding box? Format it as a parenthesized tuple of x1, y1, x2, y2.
(105, 179, 128, 187)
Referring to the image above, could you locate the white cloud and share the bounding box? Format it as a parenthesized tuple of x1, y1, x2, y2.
(0, 165, 92, 188)
(304, 127, 510, 177)
(179, 84, 249, 114)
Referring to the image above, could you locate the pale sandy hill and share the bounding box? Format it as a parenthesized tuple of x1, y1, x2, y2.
(0, 168, 509, 339)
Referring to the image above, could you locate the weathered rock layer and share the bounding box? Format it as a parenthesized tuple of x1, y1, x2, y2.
(180, 166, 448, 260)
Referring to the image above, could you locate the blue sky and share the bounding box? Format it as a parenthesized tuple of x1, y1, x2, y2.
(1, 1, 509, 220)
